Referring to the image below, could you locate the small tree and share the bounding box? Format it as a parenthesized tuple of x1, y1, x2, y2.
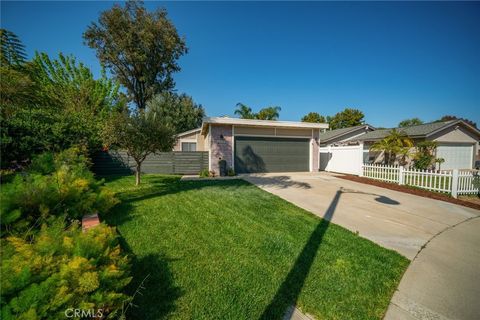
(103, 108, 175, 185)
(413, 141, 437, 170)
(435, 157, 445, 171)
(370, 129, 413, 165)
(301, 112, 326, 123)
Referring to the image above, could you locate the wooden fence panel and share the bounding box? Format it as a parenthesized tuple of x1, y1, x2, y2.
(92, 150, 209, 175)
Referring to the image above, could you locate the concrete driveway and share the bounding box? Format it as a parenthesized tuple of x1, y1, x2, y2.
(242, 172, 480, 320)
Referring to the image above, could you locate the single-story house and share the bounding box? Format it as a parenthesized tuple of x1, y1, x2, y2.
(175, 117, 328, 173)
(359, 120, 480, 170)
(173, 127, 203, 152)
(319, 124, 375, 147)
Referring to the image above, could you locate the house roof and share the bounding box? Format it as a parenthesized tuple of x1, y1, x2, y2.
(201, 117, 329, 134)
(318, 124, 374, 143)
(176, 127, 201, 138)
(359, 120, 480, 141)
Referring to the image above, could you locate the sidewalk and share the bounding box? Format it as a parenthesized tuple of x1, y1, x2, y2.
(385, 217, 480, 320)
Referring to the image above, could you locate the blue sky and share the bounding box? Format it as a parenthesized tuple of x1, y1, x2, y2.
(2, 1, 479, 127)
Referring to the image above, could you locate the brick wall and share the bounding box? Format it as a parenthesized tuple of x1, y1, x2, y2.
(209, 124, 233, 173)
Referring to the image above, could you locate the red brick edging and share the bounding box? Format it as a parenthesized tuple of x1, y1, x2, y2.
(337, 174, 480, 211)
(82, 213, 100, 232)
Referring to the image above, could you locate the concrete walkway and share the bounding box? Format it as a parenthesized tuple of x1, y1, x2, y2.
(241, 172, 480, 320)
(385, 217, 480, 320)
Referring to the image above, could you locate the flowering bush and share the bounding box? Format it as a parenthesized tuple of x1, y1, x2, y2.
(0, 219, 131, 320)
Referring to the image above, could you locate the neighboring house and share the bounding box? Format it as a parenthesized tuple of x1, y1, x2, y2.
(319, 124, 375, 147)
(360, 120, 480, 170)
(173, 127, 204, 152)
(192, 117, 328, 173)
(318, 125, 375, 174)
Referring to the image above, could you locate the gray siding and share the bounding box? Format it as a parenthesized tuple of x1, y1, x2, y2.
(92, 150, 209, 175)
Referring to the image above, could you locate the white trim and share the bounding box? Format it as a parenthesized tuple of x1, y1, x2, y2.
(233, 133, 312, 138)
(309, 138, 312, 172)
(207, 126, 211, 171)
(178, 139, 196, 143)
(232, 125, 235, 170)
(201, 117, 328, 134)
(176, 127, 201, 138)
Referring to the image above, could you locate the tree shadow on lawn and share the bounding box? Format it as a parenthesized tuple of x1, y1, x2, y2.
(115, 233, 183, 320)
(260, 187, 399, 319)
(102, 176, 250, 319)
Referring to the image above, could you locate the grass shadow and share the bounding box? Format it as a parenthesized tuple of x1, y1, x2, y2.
(260, 187, 399, 319)
(125, 253, 183, 319)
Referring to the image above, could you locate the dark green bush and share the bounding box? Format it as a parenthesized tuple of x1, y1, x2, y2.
(0, 218, 131, 320)
(227, 168, 236, 176)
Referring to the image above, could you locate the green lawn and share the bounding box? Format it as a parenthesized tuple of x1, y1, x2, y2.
(103, 174, 408, 320)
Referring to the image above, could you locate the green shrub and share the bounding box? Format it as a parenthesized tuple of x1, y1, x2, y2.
(0, 218, 131, 320)
(199, 169, 209, 178)
(413, 141, 437, 170)
(0, 147, 118, 235)
(227, 168, 235, 176)
(0, 169, 15, 184)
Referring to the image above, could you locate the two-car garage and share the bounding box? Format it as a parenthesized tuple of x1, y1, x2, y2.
(234, 136, 310, 173)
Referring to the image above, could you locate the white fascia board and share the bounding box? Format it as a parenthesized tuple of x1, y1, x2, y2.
(203, 117, 329, 129)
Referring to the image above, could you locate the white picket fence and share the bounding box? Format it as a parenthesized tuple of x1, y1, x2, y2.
(361, 164, 480, 198)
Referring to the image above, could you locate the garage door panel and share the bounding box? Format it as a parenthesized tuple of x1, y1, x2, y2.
(234, 137, 309, 173)
(436, 144, 473, 169)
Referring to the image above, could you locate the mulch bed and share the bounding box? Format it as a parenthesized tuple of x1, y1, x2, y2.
(337, 174, 480, 211)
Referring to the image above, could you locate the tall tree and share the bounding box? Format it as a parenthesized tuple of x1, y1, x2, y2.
(301, 112, 326, 123)
(398, 117, 423, 127)
(0, 28, 27, 66)
(147, 92, 205, 133)
(83, 1, 188, 110)
(102, 108, 176, 185)
(234, 103, 255, 119)
(327, 108, 364, 129)
(436, 115, 477, 129)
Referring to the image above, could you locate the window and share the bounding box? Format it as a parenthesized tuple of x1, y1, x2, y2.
(181, 142, 197, 152)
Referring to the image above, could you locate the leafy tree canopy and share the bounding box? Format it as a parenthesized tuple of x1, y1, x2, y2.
(84, 0, 188, 110)
(327, 108, 364, 130)
(147, 92, 205, 134)
(436, 115, 477, 129)
(1, 30, 123, 167)
(234, 103, 281, 120)
(0, 28, 27, 66)
(102, 107, 176, 185)
(398, 117, 423, 127)
(301, 112, 326, 123)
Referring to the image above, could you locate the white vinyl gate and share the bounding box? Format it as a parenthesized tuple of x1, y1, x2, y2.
(319, 145, 363, 175)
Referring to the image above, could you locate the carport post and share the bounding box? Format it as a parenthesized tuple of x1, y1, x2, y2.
(451, 169, 459, 198)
